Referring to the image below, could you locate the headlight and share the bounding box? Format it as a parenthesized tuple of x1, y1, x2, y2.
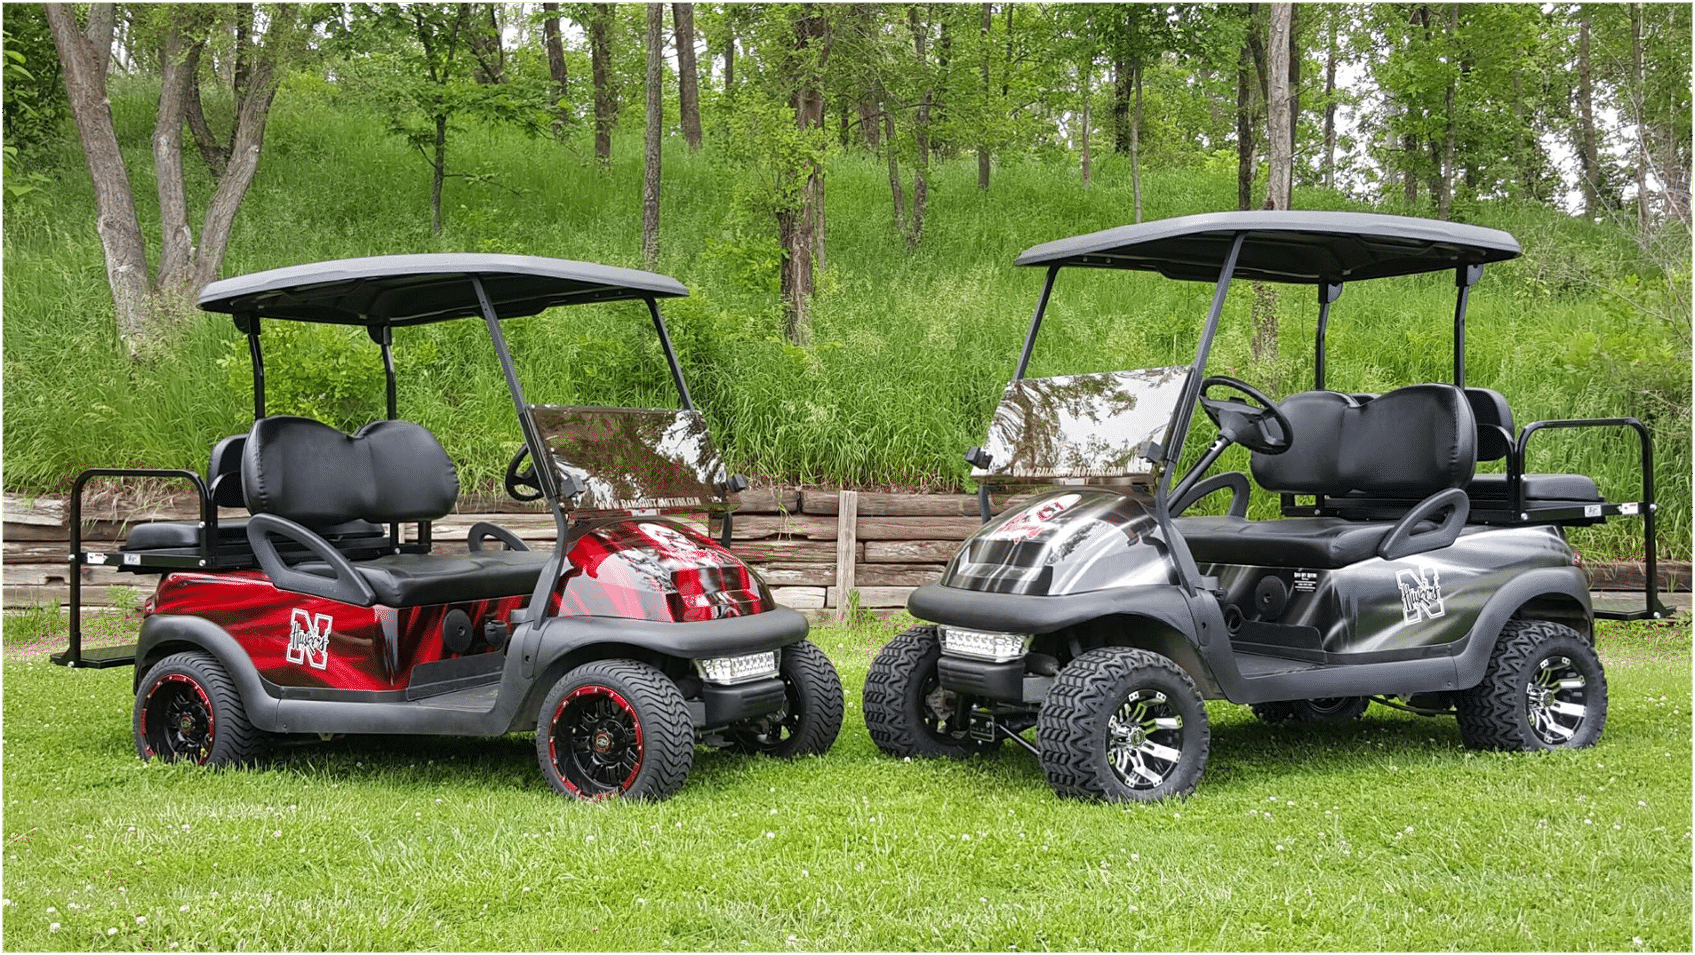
(938, 627, 1032, 663)
(694, 650, 780, 685)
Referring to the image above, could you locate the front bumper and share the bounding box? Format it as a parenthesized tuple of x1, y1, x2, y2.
(697, 675, 787, 727)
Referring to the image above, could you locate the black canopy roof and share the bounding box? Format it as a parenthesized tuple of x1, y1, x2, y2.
(198, 253, 688, 327)
(1014, 210, 1521, 284)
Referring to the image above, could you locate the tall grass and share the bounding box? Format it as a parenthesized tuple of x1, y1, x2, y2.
(3, 81, 1687, 558)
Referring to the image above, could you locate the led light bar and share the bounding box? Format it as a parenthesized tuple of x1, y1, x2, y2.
(938, 626, 1033, 663)
(694, 650, 780, 685)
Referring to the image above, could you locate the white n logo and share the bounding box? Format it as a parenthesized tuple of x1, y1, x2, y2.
(1395, 565, 1445, 624)
(287, 609, 332, 670)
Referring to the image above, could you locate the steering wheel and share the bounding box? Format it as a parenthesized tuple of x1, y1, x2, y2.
(504, 445, 545, 502)
(1198, 376, 1294, 455)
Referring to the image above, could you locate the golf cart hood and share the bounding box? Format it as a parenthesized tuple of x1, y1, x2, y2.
(551, 518, 774, 622)
(937, 487, 1177, 597)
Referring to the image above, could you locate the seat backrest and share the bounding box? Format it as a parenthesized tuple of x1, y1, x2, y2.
(208, 434, 248, 508)
(1465, 387, 1514, 462)
(242, 416, 459, 526)
(1251, 385, 1477, 498)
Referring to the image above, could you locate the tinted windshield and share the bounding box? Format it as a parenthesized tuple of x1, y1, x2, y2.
(973, 366, 1189, 483)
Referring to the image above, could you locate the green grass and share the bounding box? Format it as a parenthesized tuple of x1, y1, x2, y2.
(2, 616, 1689, 951)
(3, 81, 1688, 559)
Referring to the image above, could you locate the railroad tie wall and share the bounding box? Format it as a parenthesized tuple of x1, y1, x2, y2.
(4, 489, 1687, 620)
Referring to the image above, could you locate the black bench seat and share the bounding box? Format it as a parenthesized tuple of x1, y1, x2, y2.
(1176, 515, 1437, 569)
(294, 550, 550, 606)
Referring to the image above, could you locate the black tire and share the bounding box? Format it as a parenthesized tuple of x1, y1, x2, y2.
(536, 659, 694, 801)
(1251, 696, 1369, 724)
(133, 651, 267, 767)
(728, 641, 845, 758)
(1456, 619, 1607, 751)
(862, 626, 997, 758)
(1038, 647, 1210, 802)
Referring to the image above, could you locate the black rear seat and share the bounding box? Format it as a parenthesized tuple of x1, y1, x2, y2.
(119, 432, 391, 566)
(1176, 385, 1475, 568)
(243, 416, 547, 606)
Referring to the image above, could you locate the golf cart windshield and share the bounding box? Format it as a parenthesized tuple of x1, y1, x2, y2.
(973, 367, 1189, 485)
(532, 406, 730, 513)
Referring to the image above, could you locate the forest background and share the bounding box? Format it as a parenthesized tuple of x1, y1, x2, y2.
(3, 2, 1689, 559)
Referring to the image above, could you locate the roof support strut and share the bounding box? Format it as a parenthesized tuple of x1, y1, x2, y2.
(472, 276, 559, 502)
(646, 297, 696, 410)
(1453, 263, 1483, 388)
(1313, 281, 1344, 391)
(1013, 267, 1061, 381)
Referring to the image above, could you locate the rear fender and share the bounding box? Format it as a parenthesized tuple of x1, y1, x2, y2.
(136, 615, 283, 731)
(1454, 566, 1592, 688)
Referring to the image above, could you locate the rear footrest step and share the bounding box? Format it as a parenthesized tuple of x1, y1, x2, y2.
(50, 645, 137, 668)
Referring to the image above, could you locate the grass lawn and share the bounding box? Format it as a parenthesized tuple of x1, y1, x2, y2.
(2, 614, 1689, 951)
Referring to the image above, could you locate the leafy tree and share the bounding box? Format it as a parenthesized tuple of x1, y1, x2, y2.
(331, 3, 548, 234)
(46, 2, 313, 352)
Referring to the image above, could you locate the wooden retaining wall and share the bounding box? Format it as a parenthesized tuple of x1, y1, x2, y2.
(4, 489, 1688, 619)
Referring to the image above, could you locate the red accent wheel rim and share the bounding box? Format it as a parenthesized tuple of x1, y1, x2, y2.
(548, 684, 645, 798)
(139, 673, 216, 764)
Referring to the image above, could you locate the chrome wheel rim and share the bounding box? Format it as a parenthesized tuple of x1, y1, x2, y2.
(1526, 655, 1588, 745)
(1105, 689, 1185, 790)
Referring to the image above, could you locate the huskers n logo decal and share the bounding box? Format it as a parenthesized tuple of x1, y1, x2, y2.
(287, 609, 332, 670)
(1395, 565, 1446, 624)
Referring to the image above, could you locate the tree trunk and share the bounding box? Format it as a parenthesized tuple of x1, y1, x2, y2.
(1631, 2, 1648, 243)
(154, 21, 198, 295)
(1130, 63, 1143, 221)
(723, 29, 736, 92)
(884, 101, 906, 235)
(780, 8, 829, 346)
(1576, 10, 1599, 217)
(183, 40, 230, 178)
(431, 113, 447, 234)
(192, 53, 283, 290)
(542, 3, 569, 135)
(232, 3, 253, 103)
(1322, 12, 1336, 189)
(1236, 35, 1256, 210)
(1255, 3, 1293, 374)
(1112, 55, 1130, 155)
(45, 2, 152, 349)
(1286, 4, 1299, 156)
(860, 101, 881, 149)
(909, 7, 931, 245)
(590, 3, 614, 167)
(674, 3, 702, 150)
(1080, 38, 1092, 192)
(1437, 4, 1457, 220)
(977, 1, 991, 191)
(84, 3, 116, 87)
(469, 3, 505, 84)
(643, 4, 664, 267)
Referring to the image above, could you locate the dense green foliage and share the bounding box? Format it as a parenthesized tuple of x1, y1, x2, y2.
(3, 77, 1687, 558)
(2, 616, 1689, 950)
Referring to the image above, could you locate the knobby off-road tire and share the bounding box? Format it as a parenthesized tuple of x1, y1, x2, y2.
(133, 651, 268, 767)
(729, 641, 845, 758)
(1039, 647, 1210, 802)
(1456, 620, 1607, 751)
(863, 626, 997, 758)
(536, 659, 694, 801)
(1251, 696, 1370, 724)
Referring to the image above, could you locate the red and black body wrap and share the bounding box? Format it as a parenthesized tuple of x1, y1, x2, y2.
(142, 517, 772, 693)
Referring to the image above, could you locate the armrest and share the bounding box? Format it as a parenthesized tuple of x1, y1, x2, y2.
(468, 520, 530, 552)
(1377, 488, 1469, 562)
(247, 513, 378, 607)
(1172, 471, 1251, 518)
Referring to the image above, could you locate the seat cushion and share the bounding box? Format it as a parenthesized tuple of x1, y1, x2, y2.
(1467, 473, 1601, 503)
(123, 518, 386, 551)
(1176, 515, 1412, 569)
(293, 550, 551, 607)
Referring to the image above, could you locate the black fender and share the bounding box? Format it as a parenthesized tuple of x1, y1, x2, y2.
(910, 583, 1234, 699)
(136, 614, 283, 732)
(508, 607, 811, 733)
(1453, 565, 1592, 689)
